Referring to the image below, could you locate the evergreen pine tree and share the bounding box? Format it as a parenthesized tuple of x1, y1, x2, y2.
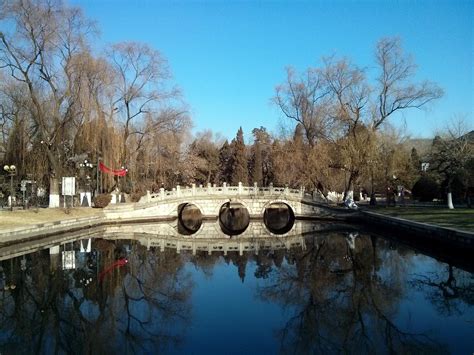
(411, 147, 421, 171)
(251, 127, 272, 186)
(218, 140, 233, 183)
(231, 127, 248, 185)
(251, 141, 263, 185)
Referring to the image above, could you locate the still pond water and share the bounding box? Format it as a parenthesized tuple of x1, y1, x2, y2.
(0, 221, 472, 354)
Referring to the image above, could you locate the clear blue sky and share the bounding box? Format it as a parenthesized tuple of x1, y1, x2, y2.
(73, 0, 473, 141)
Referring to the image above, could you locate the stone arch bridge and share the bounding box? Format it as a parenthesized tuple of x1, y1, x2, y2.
(104, 183, 328, 221)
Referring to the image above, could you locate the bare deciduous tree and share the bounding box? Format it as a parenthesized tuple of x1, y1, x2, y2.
(107, 42, 188, 166)
(0, 0, 96, 205)
(274, 37, 443, 200)
(374, 37, 443, 129)
(274, 67, 332, 146)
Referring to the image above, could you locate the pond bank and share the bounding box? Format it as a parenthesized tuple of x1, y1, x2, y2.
(361, 210, 474, 248)
(1, 206, 473, 249)
(0, 209, 104, 247)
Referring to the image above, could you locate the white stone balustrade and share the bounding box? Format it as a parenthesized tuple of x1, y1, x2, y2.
(140, 182, 318, 204)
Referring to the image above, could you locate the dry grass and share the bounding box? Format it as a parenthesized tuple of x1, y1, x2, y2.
(373, 207, 474, 232)
(0, 208, 103, 229)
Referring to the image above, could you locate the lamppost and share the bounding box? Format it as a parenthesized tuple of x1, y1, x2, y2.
(80, 158, 101, 195)
(79, 159, 94, 185)
(80, 159, 94, 169)
(79, 159, 94, 206)
(368, 159, 376, 206)
(96, 157, 101, 194)
(120, 166, 128, 203)
(3, 165, 17, 211)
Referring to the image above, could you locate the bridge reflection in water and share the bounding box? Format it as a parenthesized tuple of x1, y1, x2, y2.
(0, 221, 473, 354)
(178, 201, 295, 237)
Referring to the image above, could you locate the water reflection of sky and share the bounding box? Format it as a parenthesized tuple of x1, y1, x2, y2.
(179, 261, 291, 354)
(0, 223, 472, 354)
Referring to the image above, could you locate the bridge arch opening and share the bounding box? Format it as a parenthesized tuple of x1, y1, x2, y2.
(218, 201, 250, 236)
(178, 203, 203, 235)
(263, 202, 295, 235)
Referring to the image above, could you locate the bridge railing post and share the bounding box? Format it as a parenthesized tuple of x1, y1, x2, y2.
(223, 182, 227, 193)
(238, 182, 243, 195)
(192, 183, 196, 196)
(146, 190, 151, 203)
(300, 186, 305, 198)
(160, 188, 165, 200)
(269, 182, 274, 195)
(284, 185, 289, 195)
(176, 185, 181, 197)
(207, 182, 212, 194)
(254, 182, 258, 195)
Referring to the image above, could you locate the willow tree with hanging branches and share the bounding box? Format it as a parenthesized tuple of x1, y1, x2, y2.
(0, 0, 97, 206)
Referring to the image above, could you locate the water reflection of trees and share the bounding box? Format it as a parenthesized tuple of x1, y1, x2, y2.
(0, 232, 471, 353)
(188, 248, 287, 284)
(0, 240, 192, 353)
(182, 232, 453, 352)
(255, 233, 445, 354)
(410, 264, 474, 316)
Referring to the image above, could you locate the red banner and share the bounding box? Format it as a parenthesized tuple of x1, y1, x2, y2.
(99, 161, 127, 176)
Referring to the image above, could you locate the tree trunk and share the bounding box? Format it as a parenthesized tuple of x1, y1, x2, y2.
(447, 192, 454, 209)
(446, 179, 454, 209)
(49, 176, 60, 208)
(371, 235, 378, 278)
(370, 193, 377, 206)
(343, 171, 356, 201)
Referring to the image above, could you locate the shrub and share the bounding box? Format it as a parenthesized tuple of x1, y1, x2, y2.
(412, 176, 439, 202)
(93, 193, 112, 208)
(130, 191, 146, 202)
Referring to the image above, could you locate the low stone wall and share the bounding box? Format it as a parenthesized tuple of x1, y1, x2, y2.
(0, 215, 104, 246)
(0, 225, 102, 261)
(362, 211, 474, 248)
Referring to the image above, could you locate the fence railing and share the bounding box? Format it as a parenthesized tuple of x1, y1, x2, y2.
(139, 182, 321, 203)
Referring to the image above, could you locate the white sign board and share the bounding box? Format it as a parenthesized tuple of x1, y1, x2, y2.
(62, 251, 76, 270)
(62, 177, 76, 196)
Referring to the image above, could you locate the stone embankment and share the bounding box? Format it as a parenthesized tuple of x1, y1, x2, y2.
(0, 213, 104, 247)
(1, 185, 473, 251)
(361, 210, 474, 248)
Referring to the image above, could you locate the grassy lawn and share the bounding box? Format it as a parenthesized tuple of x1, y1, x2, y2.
(0, 208, 103, 230)
(369, 207, 474, 232)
